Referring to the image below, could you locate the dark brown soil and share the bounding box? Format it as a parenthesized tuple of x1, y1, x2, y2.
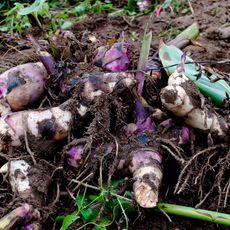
(0, 0, 229, 229)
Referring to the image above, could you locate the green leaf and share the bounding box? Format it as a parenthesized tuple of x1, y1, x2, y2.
(159, 43, 230, 106)
(95, 226, 106, 230)
(18, 0, 47, 15)
(61, 21, 73, 30)
(60, 215, 80, 230)
(99, 217, 113, 227)
(80, 208, 100, 222)
(137, 30, 152, 94)
(101, 3, 113, 11)
(0, 26, 9, 32)
(162, 0, 172, 9)
(92, 1, 102, 14)
(75, 195, 89, 209)
(0, 2, 5, 10)
(88, 194, 104, 202)
(126, 0, 137, 12)
(74, 1, 90, 16)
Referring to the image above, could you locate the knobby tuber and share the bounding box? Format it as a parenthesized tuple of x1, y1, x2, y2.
(0, 101, 72, 150)
(129, 148, 163, 208)
(0, 71, 136, 150)
(0, 62, 47, 114)
(160, 54, 228, 137)
(0, 160, 32, 199)
(0, 35, 56, 115)
(123, 31, 164, 208)
(63, 71, 136, 116)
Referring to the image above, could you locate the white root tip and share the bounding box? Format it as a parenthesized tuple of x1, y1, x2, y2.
(0, 160, 32, 198)
(134, 182, 159, 208)
(133, 165, 163, 208)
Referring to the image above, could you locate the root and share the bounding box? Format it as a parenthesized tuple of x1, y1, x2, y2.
(174, 144, 229, 208)
(52, 183, 60, 206)
(107, 134, 119, 189)
(24, 131, 37, 165)
(224, 178, 230, 208)
(158, 137, 186, 165)
(174, 144, 224, 193)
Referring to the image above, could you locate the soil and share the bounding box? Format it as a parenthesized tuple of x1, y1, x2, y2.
(0, 0, 229, 229)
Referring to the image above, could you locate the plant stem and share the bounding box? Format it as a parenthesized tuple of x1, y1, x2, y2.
(28, 34, 56, 75)
(70, 179, 230, 227)
(168, 22, 199, 48)
(71, 179, 133, 202)
(136, 31, 152, 94)
(156, 203, 230, 226)
(117, 198, 129, 229)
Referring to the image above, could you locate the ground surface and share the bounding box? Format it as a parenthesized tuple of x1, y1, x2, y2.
(0, 0, 229, 229)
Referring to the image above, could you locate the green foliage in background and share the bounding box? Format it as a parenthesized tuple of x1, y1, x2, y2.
(0, 0, 190, 34)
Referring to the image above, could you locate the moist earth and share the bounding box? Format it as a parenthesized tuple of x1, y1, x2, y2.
(0, 0, 229, 229)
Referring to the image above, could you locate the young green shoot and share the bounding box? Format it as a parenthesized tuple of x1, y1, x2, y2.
(156, 203, 230, 227)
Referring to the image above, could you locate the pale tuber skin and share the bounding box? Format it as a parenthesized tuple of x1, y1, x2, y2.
(0, 160, 32, 199)
(0, 71, 136, 150)
(68, 72, 136, 117)
(129, 148, 163, 208)
(0, 101, 72, 150)
(0, 62, 47, 114)
(160, 54, 228, 137)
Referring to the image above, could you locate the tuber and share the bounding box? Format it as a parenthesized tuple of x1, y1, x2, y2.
(93, 42, 131, 72)
(0, 71, 136, 149)
(0, 100, 72, 149)
(160, 54, 228, 136)
(0, 204, 40, 230)
(124, 31, 163, 208)
(129, 148, 163, 208)
(0, 62, 47, 114)
(0, 160, 32, 199)
(23, 223, 41, 230)
(63, 72, 136, 116)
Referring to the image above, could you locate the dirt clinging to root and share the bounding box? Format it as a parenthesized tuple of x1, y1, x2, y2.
(0, 0, 230, 229)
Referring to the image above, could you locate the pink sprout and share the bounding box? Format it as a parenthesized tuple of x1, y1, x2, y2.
(155, 5, 163, 16)
(178, 126, 190, 146)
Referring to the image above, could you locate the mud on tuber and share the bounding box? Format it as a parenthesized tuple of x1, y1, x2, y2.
(0, 22, 229, 229)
